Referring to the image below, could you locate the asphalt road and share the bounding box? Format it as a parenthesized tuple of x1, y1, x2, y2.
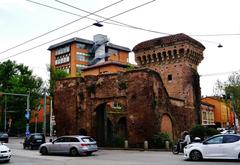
(3, 137, 240, 165)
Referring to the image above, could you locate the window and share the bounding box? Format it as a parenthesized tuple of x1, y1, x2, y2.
(206, 136, 223, 144)
(54, 137, 65, 143)
(55, 54, 70, 65)
(77, 43, 91, 50)
(168, 74, 172, 81)
(70, 138, 79, 142)
(76, 64, 86, 73)
(223, 135, 240, 143)
(107, 48, 119, 55)
(202, 111, 207, 120)
(81, 137, 94, 142)
(76, 52, 90, 62)
(112, 102, 122, 110)
(55, 46, 70, 55)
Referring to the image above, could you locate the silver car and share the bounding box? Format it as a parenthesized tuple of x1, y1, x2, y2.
(39, 135, 98, 156)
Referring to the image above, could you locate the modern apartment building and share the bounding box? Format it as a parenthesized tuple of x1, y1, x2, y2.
(48, 34, 131, 77)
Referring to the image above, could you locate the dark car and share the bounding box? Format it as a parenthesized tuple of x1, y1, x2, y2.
(0, 132, 8, 143)
(23, 133, 45, 149)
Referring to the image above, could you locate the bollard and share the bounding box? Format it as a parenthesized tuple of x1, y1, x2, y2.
(144, 141, 148, 150)
(165, 141, 169, 150)
(124, 140, 128, 149)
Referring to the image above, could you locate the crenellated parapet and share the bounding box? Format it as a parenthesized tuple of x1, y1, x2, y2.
(133, 33, 205, 68)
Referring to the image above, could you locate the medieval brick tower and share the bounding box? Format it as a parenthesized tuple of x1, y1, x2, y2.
(133, 33, 205, 121)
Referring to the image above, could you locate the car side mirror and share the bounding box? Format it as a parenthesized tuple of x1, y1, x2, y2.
(49, 139, 53, 142)
(203, 141, 208, 145)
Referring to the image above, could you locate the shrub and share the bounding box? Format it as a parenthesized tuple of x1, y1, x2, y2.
(190, 124, 205, 141)
(190, 125, 219, 141)
(151, 132, 172, 149)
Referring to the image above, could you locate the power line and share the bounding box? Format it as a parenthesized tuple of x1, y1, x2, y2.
(55, 0, 169, 35)
(0, 0, 124, 56)
(200, 70, 240, 77)
(191, 33, 240, 37)
(0, 0, 156, 61)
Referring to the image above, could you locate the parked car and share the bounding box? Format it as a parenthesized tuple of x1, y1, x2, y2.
(23, 133, 45, 149)
(0, 143, 11, 162)
(39, 135, 98, 156)
(0, 132, 8, 143)
(184, 134, 240, 161)
(220, 129, 235, 134)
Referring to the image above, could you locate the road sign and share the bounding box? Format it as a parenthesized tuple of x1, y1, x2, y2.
(25, 111, 30, 120)
(25, 131, 30, 137)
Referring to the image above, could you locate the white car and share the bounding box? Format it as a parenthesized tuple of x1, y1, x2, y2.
(39, 135, 98, 156)
(0, 143, 11, 162)
(184, 134, 240, 161)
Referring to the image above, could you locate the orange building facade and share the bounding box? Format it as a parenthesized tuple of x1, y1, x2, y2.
(200, 102, 215, 126)
(48, 34, 131, 77)
(201, 97, 234, 128)
(30, 97, 50, 125)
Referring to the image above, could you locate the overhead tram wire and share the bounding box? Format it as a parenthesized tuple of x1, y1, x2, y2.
(0, 0, 124, 55)
(25, 0, 126, 27)
(26, 0, 99, 22)
(27, 0, 169, 35)
(0, 0, 156, 61)
(55, 0, 169, 35)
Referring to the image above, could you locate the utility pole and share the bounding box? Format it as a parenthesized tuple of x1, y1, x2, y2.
(43, 88, 47, 135)
(50, 98, 53, 137)
(4, 95, 7, 132)
(231, 94, 237, 133)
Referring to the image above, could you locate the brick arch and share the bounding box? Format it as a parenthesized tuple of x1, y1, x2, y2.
(160, 113, 173, 139)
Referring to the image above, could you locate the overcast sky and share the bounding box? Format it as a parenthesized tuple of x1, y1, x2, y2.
(1, 0, 240, 96)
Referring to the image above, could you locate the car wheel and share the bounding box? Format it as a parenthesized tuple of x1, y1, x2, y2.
(70, 148, 78, 156)
(4, 159, 10, 163)
(172, 145, 179, 154)
(189, 150, 202, 161)
(238, 153, 240, 160)
(40, 147, 48, 155)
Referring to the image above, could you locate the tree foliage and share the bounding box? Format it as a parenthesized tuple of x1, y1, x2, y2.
(214, 72, 240, 119)
(0, 60, 43, 134)
(48, 65, 69, 97)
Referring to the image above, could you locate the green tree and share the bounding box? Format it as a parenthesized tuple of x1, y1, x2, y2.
(214, 71, 240, 120)
(0, 60, 43, 135)
(48, 65, 69, 97)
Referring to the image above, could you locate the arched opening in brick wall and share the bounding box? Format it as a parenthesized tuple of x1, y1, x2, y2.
(95, 103, 107, 146)
(116, 117, 127, 140)
(160, 114, 173, 139)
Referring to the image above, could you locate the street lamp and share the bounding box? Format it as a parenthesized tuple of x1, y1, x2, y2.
(217, 43, 223, 48)
(93, 21, 103, 27)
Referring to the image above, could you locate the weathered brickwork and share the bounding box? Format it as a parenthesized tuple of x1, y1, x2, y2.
(54, 68, 197, 145)
(54, 33, 205, 146)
